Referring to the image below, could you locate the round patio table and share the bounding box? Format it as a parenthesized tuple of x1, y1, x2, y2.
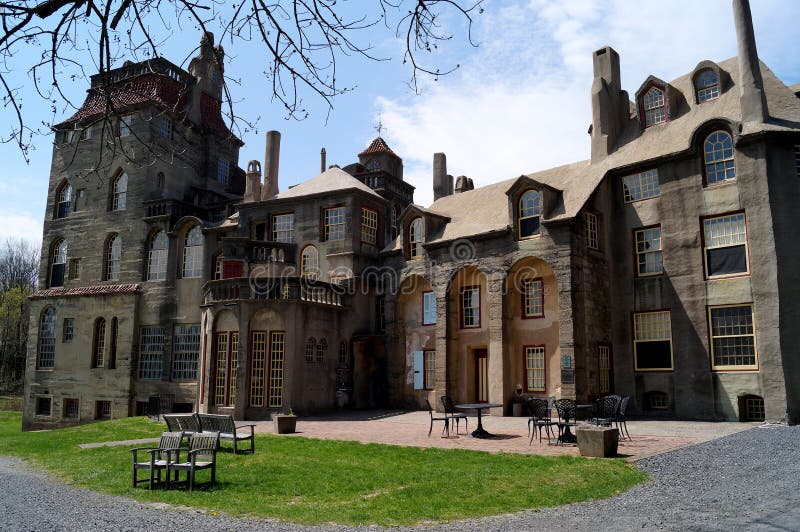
(455, 403, 502, 438)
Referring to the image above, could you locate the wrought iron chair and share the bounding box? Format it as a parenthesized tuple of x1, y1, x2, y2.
(526, 397, 558, 445)
(553, 398, 577, 445)
(166, 431, 220, 491)
(425, 399, 449, 438)
(441, 396, 469, 436)
(590, 395, 621, 427)
(616, 395, 631, 440)
(131, 431, 184, 489)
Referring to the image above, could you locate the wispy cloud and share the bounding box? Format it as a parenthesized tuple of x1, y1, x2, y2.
(0, 212, 43, 246)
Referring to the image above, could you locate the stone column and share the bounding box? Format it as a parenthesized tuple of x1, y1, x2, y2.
(487, 272, 507, 415)
(433, 288, 450, 412)
(556, 260, 576, 400)
(233, 302, 249, 420)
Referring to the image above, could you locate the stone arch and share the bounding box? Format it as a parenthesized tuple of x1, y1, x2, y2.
(393, 274, 436, 408)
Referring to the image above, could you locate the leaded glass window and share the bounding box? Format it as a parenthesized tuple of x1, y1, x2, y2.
(147, 231, 168, 281)
(703, 213, 748, 277)
(172, 324, 201, 380)
(138, 326, 165, 379)
(519, 190, 542, 238)
(622, 169, 660, 202)
(50, 239, 67, 287)
(105, 235, 122, 281)
(112, 173, 127, 210)
(704, 131, 735, 185)
(635, 226, 663, 276)
(56, 182, 71, 219)
(92, 318, 106, 368)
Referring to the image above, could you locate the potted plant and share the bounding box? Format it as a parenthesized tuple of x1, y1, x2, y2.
(272, 409, 297, 434)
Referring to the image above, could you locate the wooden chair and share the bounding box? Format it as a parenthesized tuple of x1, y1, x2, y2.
(167, 432, 220, 491)
(440, 396, 469, 436)
(131, 431, 184, 489)
(425, 399, 449, 438)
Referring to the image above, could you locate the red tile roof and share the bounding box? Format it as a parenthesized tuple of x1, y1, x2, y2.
(29, 283, 141, 300)
(200, 92, 234, 137)
(358, 137, 397, 157)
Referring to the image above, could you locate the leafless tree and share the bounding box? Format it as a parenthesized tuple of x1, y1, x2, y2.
(0, 0, 483, 162)
(0, 237, 39, 291)
(0, 238, 38, 386)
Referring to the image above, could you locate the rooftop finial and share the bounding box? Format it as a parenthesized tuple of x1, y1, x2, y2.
(375, 113, 385, 138)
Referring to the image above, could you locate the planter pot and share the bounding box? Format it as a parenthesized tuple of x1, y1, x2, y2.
(273, 414, 297, 434)
(512, 403, 523, 417)
(576, 426, 619, 457)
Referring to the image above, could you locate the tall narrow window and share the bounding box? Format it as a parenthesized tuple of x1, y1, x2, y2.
(422, 291, 436, 325)
(361, 208, 378, 245)
(598, 345, 611, 394)
(522, 278, 544, 318)
(524, 346, 545, 392)
(642, 86, 666, 127)
(694, 69, 720, 103)
(519, 190, 542, 238)
(585, 212, 599, 250)
(622, 169, 660, 203)
(56, 182, 72, 219)
(271, 213, 294, 243)
(703, 213, 748, 277)
(249, 331, 267, 407)
(172, 324, 201, 380)
(182, 226, 203, 278)
(633, 311, 673, 371)
(50, 239, 67, 287)
(423, 350, 435, 390)
(105, 234, 122, 281)
(37, 307, 57, 369)
(111, 173, 127, 210)
(159, 117, 172, 138)
(92, 318, 106, 368)
(377, 296, 386, 331)
(268, 331, 285, 408)
(409, 217, 424, 258)
(62, 318, 74, 343)
(635, 226, 663, 276)
(300, 246, 319, 280)
(217, 159, 230, 185)
(338, 341, 348, 366)
(214, 332, 230, 406)
(138, 326, 165, 379)
(324, 206, 346, 241)
(704, 131, 735, 185)
(460, 286, 480, 328)
(108, 317, 118, 369)
(146, 231, 168, 281)
(305, 337, 316, 363)
(708, 305, 757, 370)
(316, 338, 327, 364)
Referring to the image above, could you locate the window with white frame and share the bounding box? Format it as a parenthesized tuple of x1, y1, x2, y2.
(461, 286, 480, 328)
(271, 213, 294, 243)
(62, 318, 74, 343)
(92, 318, 106, 368)
(268, 331, 285, 408)
(635, 226, 663, 276)
(598, 345, 611, 394)
(105, 234, 122, 281)
(361, 207, 378, 245)
(709, 305, 757, 370)
(37, 307, 57, 369)
(172, 324, 201, 380)
(324, 206, 346, 241)
(422, 291, 436, 325)
(585, 212, 599, 250)
(112, 173, 127, 210)
(50, 239, 67, 287)
(56, 182, 71, 219)
(694, 69, 720, 103)
(146, 231, 168, 281)
(704, 131, 735, 185)
(622, 169, 660, 203)
(138, 326, 165, 379)
(524, 346, 545, 392)
(217, 159, 230, 185)
(522, 278, 544, 318)
(633, 311, 673, 371)
(642, 86, 666, 126)
(423, 350, 435, 389)
(305, 337, 316, 364)
(182, 226, 203, 278)
(301, 246, 319, 280)
(409, 217, 424, 258)
(518, 190, 542, 238)
(703, 213, 748, 277)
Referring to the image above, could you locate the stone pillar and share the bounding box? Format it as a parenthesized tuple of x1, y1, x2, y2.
(433, 289, 450, 412)
(198, 307, 215, 414)
(487, 272, 507, 415)
(233, 303, 249, 420)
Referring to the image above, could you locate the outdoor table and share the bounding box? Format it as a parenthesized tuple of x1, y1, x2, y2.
(455, 403, 502, 438)
(558, 404, 593, 444)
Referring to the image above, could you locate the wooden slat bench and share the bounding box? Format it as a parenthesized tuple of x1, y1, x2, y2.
(163, 413, 201, 437)
(197, 413, 255, 454)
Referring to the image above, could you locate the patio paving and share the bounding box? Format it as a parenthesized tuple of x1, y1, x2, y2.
(249, 410, 755, 461)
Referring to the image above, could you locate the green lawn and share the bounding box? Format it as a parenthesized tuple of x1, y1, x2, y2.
(0, 411, 647, 526)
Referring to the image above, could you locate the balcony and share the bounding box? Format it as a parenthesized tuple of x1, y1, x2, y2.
(248, 241, 296, 264)
(204, 277, 344, 307)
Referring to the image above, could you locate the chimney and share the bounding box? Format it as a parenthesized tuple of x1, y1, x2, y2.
(590, 47, 629, 163)
(454, 176, 474, 194)
(433, 152, 453, 201)
(320, 147, 327, 174)
(244, 160, 262, 202)
(733, 0, 768, 123)
(261, 130, 281, 200)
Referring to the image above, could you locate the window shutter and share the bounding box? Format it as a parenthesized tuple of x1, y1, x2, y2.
(413, 350, 424, 390)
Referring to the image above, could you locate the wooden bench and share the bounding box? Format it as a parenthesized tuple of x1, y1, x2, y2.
(163, 413, 201, 437)
(197, 413, 255, 454)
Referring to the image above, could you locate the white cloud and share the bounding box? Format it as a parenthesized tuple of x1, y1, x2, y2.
(0, 212, 43, 247)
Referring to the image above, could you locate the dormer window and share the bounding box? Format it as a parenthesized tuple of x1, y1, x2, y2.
(518, 190, 542, 239)
(409, 217, 424, 259)
(642, 86, 666, 127)
(694, 69, 720, 103)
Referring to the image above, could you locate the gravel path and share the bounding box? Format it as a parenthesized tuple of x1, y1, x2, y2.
(1, 425, 799, 531)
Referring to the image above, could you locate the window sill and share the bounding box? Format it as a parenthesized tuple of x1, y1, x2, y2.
(703, 179, 737, 189)
(705, 272, 750, 281)
(636, 272, 665, 278)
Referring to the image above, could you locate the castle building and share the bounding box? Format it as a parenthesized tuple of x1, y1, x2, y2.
(23, 0, 800, 429)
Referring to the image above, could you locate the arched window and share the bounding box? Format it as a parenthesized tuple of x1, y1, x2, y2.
(111, 172, 128, 211)
(50, 239, 68, 287)
(55, 182, 72, 219)
(182, 226, 203, 278)
(338, 341, 348, 367)
(518, 190, 542, 238)
(92, 318, 106, 368)
(301, 246, 319, 280)
(305, 337, 316, 363)
(704, 131, 735, 185)
(642, 86, 666, 127)
(105, 234, 122, 281)
(694, 69, 720, 103)
(316, 338, 327, 363)
(146, 231, 168, 281)
(409, 217, 424, 259)
(37, 307, 57, 368)
(157, 172, 166, 191)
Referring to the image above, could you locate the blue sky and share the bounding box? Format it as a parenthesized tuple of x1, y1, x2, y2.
(1, 0, 798, 246)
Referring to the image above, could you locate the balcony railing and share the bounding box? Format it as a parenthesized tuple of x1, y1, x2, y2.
(249, 241, 296, 264)
(204, 277, 344, 307)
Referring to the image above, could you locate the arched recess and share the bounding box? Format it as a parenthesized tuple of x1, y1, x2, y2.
(395, 274, 436, 407)
(211, 310, 240, 407)
(505, 256, 560, 398)
(446, 265, 489, 404)
(248, 309, 286, 410)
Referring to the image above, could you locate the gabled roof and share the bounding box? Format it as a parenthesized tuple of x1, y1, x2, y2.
(274, 166, 384, 200)
(358, 137, 398, 157)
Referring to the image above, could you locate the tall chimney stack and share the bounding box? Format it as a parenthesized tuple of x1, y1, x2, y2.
(244, 160, 262, 202)
(733, 0, 768, 124)
(320, 147, 326, 174)
(590, 47, 628, 163)
(262, 130, 281, 200)
(432, 152, 453, 201)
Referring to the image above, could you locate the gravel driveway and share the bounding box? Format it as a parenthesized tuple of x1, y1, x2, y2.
(1, 425, 798, 531)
